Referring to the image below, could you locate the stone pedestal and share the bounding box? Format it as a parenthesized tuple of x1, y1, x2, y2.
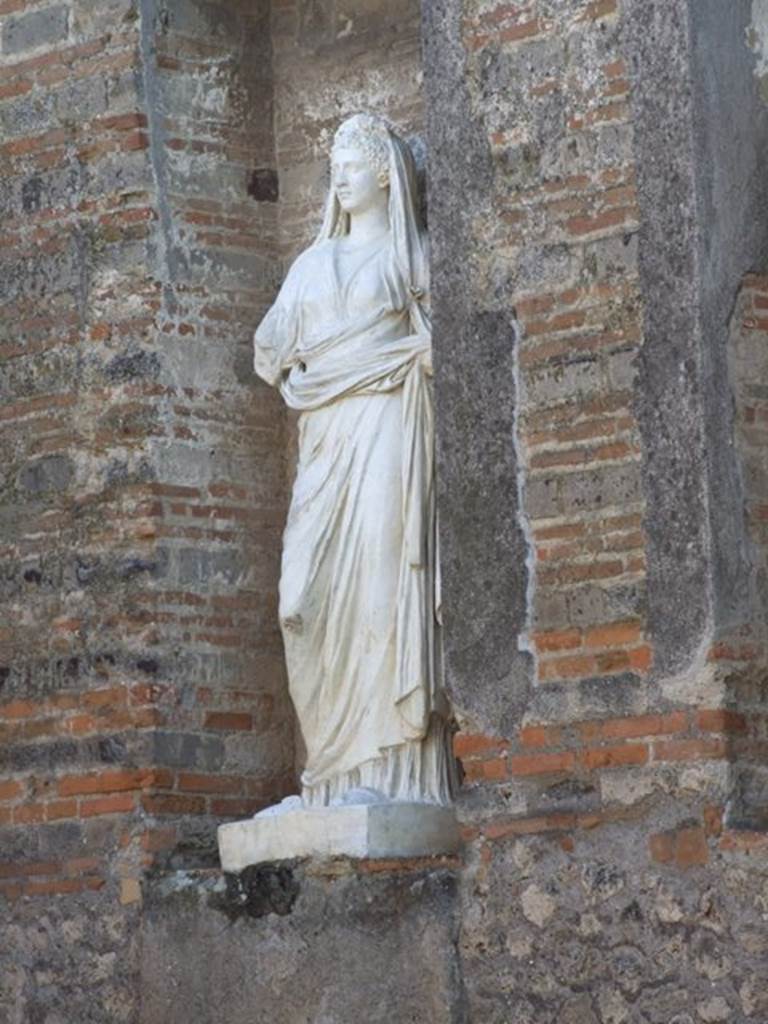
(217, 803, 460, 871)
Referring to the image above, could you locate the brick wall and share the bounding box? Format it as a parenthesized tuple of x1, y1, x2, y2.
(0, 1, 293, 1018)
(271, 0, 425, 262)
(423, 0, 768, 1018)
(0, 5, 157, 1016)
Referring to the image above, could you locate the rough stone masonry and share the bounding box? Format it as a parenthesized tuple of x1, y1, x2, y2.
(1, 1, 768, 1022)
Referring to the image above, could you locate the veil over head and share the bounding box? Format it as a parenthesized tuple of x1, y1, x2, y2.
(314, 113, 429, 303)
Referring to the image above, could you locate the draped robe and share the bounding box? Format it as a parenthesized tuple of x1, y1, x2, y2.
(253, 236, 454, 805)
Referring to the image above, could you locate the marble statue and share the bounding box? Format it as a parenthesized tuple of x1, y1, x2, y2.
(251, 113, 456, 811)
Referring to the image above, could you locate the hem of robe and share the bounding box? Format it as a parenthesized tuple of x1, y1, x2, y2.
(300, 714, 458, 807)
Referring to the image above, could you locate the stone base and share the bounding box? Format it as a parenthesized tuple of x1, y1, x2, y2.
(217, 803, 460, 871)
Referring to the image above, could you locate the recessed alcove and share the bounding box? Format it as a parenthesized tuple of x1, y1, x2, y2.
(232, 0, 430, 791)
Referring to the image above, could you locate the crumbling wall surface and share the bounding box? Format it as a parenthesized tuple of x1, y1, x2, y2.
(271, 0, 425, 263)
(0, 2, 153, 1019)
(422, 0, 768, 1020)
(139, 862, 466, 1024)
(457, 802, 768, 1024)
(127, 0, 296, 859)
(727, 278, 768, 831)
(687, 0, 768, 639)
(695, 0, 768, 832)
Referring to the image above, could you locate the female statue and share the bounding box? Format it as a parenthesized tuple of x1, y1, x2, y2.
(253, 114, 455, 809)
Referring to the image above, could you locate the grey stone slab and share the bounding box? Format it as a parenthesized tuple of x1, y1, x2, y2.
(2, 5, 69, 54)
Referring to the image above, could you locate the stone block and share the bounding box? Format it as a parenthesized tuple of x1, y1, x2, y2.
(218, 803, 461, 870)
(140, 864, 462, 1024)
(18, 455, 74, 494)
(152, 732, 225, 771)
(2, 6, 69, 54)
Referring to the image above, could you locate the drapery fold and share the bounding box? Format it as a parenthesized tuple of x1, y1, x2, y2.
(252, 117, 454, 805)
(256, 289, 438, 751)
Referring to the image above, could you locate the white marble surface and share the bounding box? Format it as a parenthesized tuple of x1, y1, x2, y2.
(251, 113, 455, 808)
(217, 803, 460, 871)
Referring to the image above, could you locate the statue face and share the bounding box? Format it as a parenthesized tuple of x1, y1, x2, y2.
(331, 145, 388, 216)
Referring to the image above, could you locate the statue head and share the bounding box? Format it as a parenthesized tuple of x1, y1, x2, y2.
(316, 112, 428, 296)
(331, 114, 391, 216)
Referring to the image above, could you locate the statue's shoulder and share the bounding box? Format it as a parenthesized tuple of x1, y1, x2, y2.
(282, 241, 330, 288)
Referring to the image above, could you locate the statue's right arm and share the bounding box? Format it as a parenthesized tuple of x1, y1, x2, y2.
(253, 251, 311, 387)
(252, 269, 300, 387)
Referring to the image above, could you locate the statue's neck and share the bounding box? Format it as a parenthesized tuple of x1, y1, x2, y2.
(347, 205, 390, 245)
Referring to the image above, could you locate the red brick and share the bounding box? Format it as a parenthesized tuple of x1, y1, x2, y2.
(650, 825, 708, 868)
(603, 59, 626, 79)
(566, 207, 638, 237)
(57, 769, 156, 797)
(80, 794, 136, 817)
(93, 110, 148, 132)
(83, 686, 127, 709)
(509, 751, 577, 776)
(579, 0, 618, 19)
(356, 855, 462, 874)
(67, 714, 100, 735)
(12, 804, 46, 825)
(696, 709, 748, 734)
(483, 812, 579, 840)
(538, 653, 598, 682)
(577, 712, 687, 742)
(453, 733, 510, 757)
(584, 620, 642, 649)
(0, 780, 23, 802)
(518, 724, 563, 748)
(595, 650, 631, 673)
(532, 628, 582, 653)
(675, 827, 709, 868)
(140, 828, 177, 852)
(129, 682, 169, 705)
(0, 860, 60, 879)
(627, 644, 653, 673)
(539, 560, 624, 586)
(649, 831, 674, 864)
(532, 522, 585, 542)
(61, 858, 99, 878)
(45, 799, 77, 821)
(141, 794, 206, 815)
(0, 79, 32, 100)
(22, 718, 59, 740)
(497, 15, 551, 42)
(47, 693, 79, 712)
(462, 757, 509, 782)
(204, 711, 252, 731)
(703, 805, 723, 838)
(719, 831, 768, 855)
(653, 738, 727, 763)
(25, 877, 105, 896)
(0, 699, 37, 719)
(707, 641, 761, 663)
(525, 310, 587, 338)
(581, 743, 648, 770)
